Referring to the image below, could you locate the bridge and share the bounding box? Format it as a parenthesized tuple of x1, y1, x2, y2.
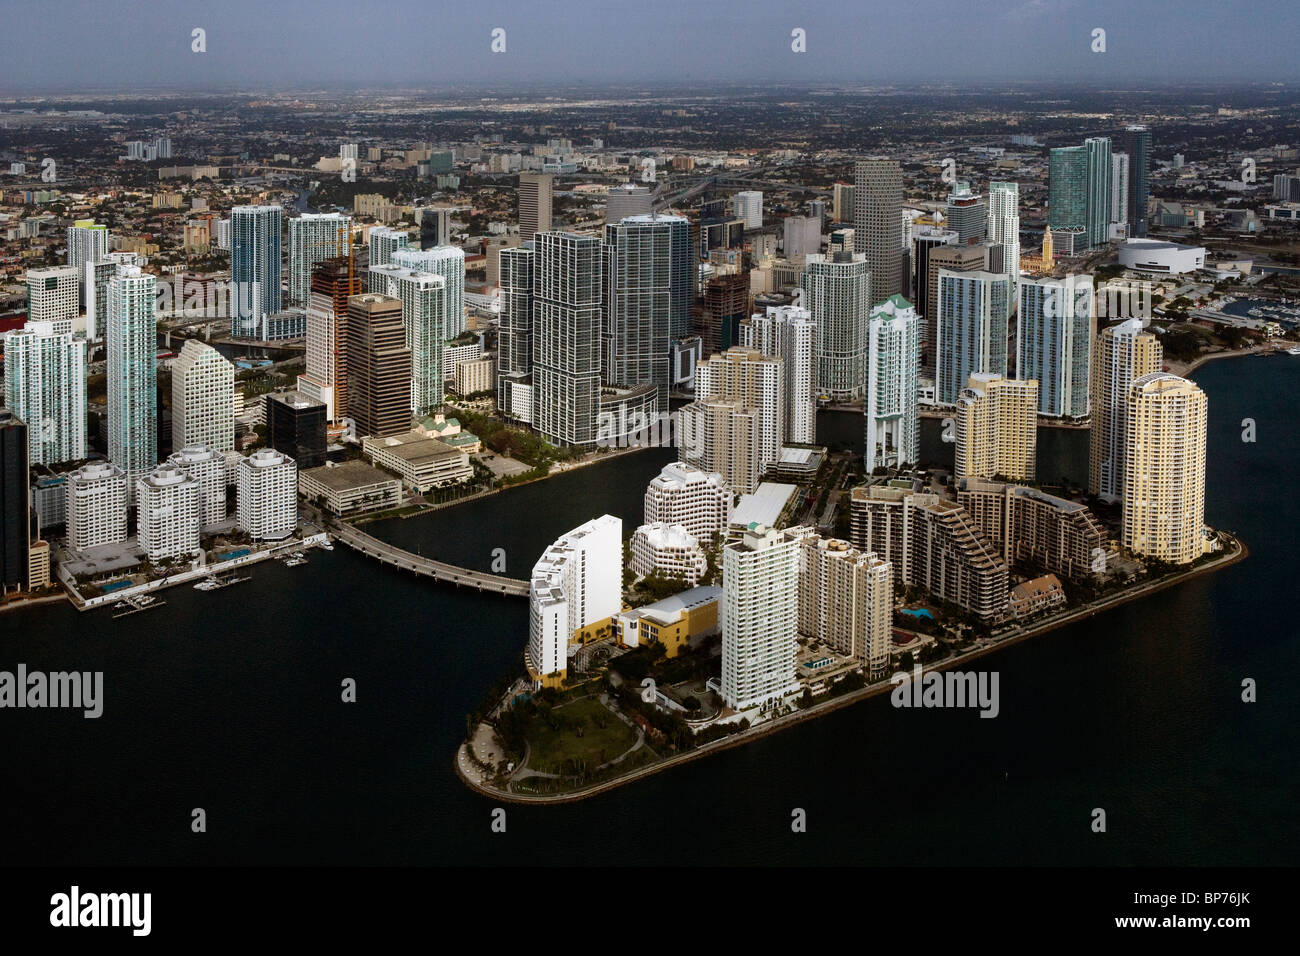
(330, 520, 529, 598)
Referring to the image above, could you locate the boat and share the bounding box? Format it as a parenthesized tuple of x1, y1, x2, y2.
(1288, 346, 1300, 356)
(194, 573, 251, 591)
(111, 594, 166, 618)
(282, 551, 309, 567)
(318, 539, 334, 552)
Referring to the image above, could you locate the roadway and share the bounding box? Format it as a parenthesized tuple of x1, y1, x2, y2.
(329, 519, 529, 597)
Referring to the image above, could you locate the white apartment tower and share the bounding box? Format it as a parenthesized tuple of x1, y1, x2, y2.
(368, 226, 410, 268)
(391, 246, 466, 338)
(172, 339, 235, 453)
(288, 213, 352, 308)
(739, 305, 817, 445)
(237, 448, 298, 540)
(643, 461, 734, 543)
(168, 445, 226, 531)
(136, 465, 202, 562)
(864, 295, 920, 472)
(25, 266, 81, 333)
(106, 266, 157, 506)
(526, 514, 623, 686)
(368, 265, 447, 416)
(799, 250, 871, 400)
(1090, 318, 1162, 502)
(721, 524, 801, 711)
(733, 191, 763, 230)
(987, 181, 1021, 291)
(3, 321, 87, 466)
(66, 462, 128, 551)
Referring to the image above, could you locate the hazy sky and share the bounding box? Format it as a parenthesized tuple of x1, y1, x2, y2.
(6, 0, 1299, 93)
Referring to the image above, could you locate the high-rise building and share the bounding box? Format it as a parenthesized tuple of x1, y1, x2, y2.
(518, 172, 553, 242)
(602, 214, 691, 405)
(795, 531, 892, 674)
(733, 191, 764, 230)
(1089, 318, 1162, 502)
(368, 226, 410, 267)
(800, 249, 871, 400)
(1018, 276, 1093, 419)
(1123, 373, 1208, 564)
(738, 304, 816, 444)
(288, 213, 351, 308)
(265, 390, 327, 470)
(946, 181, 987, 244)
(368, 265, 447, 416)
(136, 465, 201, 562)
(864, 295, 920, 472)
(1119, 126, 1152, 238)
(66, 220, 109, 310)
(25, 266, 80, 333)
(1111, 153, 1130, 226)
(298, 256, 364, 422)
(532, 232, 602, 448)
(345, 293, 411, 439)
(693, 347, 784, 473)
(526, 514, 622, 687)
(0, 409, 29, 591)
(3, 321, 86, 466)
(693, 272, 750, 356)
(171, 339, 234, 453)
(237, 448, 298, 541)
(852, 158, 902, 303)
(721, 524, 801, 711)
(958, 477, 1106, 582)
(935, 270, 1011, 406)
(954, 372, 1038, 482)
(987, 181, 1020, 288)
(643, 461, 733, 542)
(1048, 138, 1112, 250)
(231, 205, 283, 336)
(923, 243, 987, 372)
(783, 215, 822, 258)
(605, 184, 652, 223)
(167, 445, 226, 531)
(84, 253, 140, 342)
(66, 461, 127, 551)
(832, 183, 855, 223)
(391, 246, 465, 339)
(106, 266, 157, 505)
(677, 399, 762, 495)
(496, 246, 534, 419)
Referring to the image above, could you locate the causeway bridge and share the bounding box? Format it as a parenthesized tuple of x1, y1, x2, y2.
(331, 520, 529, 598)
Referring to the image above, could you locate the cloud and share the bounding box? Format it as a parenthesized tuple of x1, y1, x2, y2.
(1003, 0, 1076, 22)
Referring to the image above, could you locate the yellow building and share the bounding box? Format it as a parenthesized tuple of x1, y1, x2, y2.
(615, 586, 721, 658)
(954, 373, 1038, 482)
(1122, 372, 1209, 565)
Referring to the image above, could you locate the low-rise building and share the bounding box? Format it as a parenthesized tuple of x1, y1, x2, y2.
(1008, 573, 1066, 617)
(362, 430, 473, 491)
(299, 460, 402, 516)
(615, 585, 721, 657)
(630, 522, 709, 585)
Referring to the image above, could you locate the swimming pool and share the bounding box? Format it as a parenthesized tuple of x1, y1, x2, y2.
(900, 608, 934, 620)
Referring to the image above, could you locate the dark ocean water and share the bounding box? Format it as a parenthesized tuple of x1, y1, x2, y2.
(1, 354, 1296, 865)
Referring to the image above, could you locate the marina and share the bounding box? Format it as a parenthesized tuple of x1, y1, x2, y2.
(194, 573, 252, 592)
(110, 594, 166, 618)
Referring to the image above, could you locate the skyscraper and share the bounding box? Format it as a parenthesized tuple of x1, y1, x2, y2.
(800, 248, 871, 400)
(693, 272, 749, 356)
(692, 347, 785, 477)
(265, 390, 327, 470)
(1048, 138, 1112, 250)
(601, 213, 690, 406)
(946, 181, 987, 245)
(298, 256, 364, 421)
(923, 243, 987, 372)
(1123, 373, 1207, 564)
(532, 232, 602, 448)
(25, 266, 80, 333)
(231, 205, 283, 336)
(935, 270, 1011, 406)
(0, 408, 29, 591)
(987, 181, 1021, 289)
(864, 295, 920, 472)
(136, 465, 201, 562)
(518, 172, 554, 242)
(66, 220, 109, 311)
(3, 321, 86, 466)
(368, 226, 410, 267)
(391, 246, 466, 339)
(368, 264, 447, 416)
(1120, 126, 1152, 238)
(605, 184, 653, 223)
(721, 524, 801, 711)
(739, 304, 816, 445)
(345, 293, 411, 439)
(1018, 276, 1093, 419)
(1089, 318, 1162, 502)
(852, 158, 903, 302)
(733, 191, 763, 230)
(288, 213, 351, 308)
(954, 373, 1039, 483)
(496, 246, 534, 420)
(171, 339, 234, 453)
(1111, 153, 1130, 227)
(106, 266, 157, 505)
